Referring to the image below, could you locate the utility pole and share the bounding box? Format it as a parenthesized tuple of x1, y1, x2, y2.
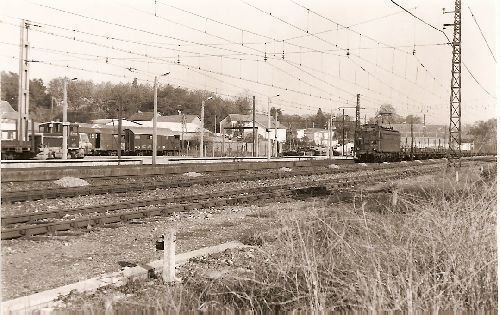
(152, 72, 169, 164)
(327, 108, 332, 159)
(62, 78, 68, 160)
(354, 94, 361, 157)
(221, 121, 225, 156)
(181, 114, 185, 153)
(342, 108, 345, 157)
(267, 94, 279, 161)
(445, 0, 462, 161)
(118, 102, 122, 164)
(200, 99, 205, 158)
(50, 97, 56, 121)
(200, 96, 213, 158)
(410, 117, 414, 160)
(274, 110, 278, 157)
(338, 101, 365, 158)
(18, 19, 30, 142)
(153, 76, 158, 165)
(267, 99, 271, 161)
(252, 96, 256, 157)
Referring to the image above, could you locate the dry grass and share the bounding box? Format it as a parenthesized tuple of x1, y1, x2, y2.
(182, 167, 497, 311)
(56, 165, 497, 312)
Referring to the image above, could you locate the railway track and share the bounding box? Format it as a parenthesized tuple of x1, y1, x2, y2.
(2, 159, 457, 203)
(1, 164, 385, 203)
(1, 166, 441, 240)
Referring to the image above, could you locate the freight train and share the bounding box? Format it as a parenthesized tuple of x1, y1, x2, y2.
(355, 124, 451, 163)
(2, 121, 182, 160)
(80, 125, 181, 156)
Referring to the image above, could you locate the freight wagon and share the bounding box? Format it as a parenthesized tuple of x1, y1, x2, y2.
(124, 127, 180, 156)
(79, 125, 123, 156)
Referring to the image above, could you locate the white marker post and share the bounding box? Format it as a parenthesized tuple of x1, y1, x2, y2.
(392, 189, 398, 206)
(163, 229, 176, 283)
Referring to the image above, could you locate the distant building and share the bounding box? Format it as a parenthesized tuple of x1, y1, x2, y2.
(219, 113, 287, 143)
(91, 118, 141, 127)
(0, 100, 18, 140)
(296, 128, 336, 146)
(392, 123, 449, 149)
(129, 113, 202, 133)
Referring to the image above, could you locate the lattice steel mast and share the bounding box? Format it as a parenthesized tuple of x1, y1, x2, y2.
(447, 0, 462, 159)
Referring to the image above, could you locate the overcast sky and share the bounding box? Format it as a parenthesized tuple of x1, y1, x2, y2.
(0, 0, 497, 124)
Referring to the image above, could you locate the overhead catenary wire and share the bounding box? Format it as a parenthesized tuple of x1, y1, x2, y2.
(287, 0, 448, 92)
(1, 17, 388, 110)
(467, 6, 496, 63)
(9, 5, 445, 108)
(6, 2, 492, 119)
(389, 0, 496, 99)
(239, 0, 447, 104)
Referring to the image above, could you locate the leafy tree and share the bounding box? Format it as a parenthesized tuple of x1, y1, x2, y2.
(404, 115, 422, 124)
(270, 107, 283, 121)
(468, 118, 496, 153)
(1, 71, 18, 108)
(313, 108, 327, 129)
(29, 78, 50, 109)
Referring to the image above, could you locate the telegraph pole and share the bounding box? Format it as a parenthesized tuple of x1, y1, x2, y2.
(267, 98, 271, 161)
(338, 100, 365, 158)
(274, 110, 278, 157)
(153, 76, 158, 165)
(118, 102, 122, 164)
(342, 109, 345, 157)
(200, 99, 205, 158)
(200, 96, 213, 158)
(354, 94, 361, 156)
(410, 117, 414, 160)
(252, 96, 256, 157)
(50, 97, 56, 121)
(445, 0, 462, 161)
(18, 19, 30, 142)
(181, 114, 185, 153)
(62, 78, 68, 160)
(327, 107, 332, 159)
(267, 94, 279, 161)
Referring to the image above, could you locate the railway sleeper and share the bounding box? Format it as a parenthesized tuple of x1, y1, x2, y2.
(68, 220, 88, 229)
(98, 215, 123, 225)
(120, 212, 144, 222)
(47, 223, 72, 233)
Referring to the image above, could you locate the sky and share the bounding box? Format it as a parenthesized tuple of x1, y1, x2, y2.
(0, 0, 497, 124)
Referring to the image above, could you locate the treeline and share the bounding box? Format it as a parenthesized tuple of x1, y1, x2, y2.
(1, 71, 250, 132)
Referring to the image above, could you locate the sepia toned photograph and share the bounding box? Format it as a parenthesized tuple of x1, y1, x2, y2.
(0, 0, 497, 312)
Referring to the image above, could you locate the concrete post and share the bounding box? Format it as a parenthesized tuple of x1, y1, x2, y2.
(163, 229, 176, 283)
(153, 76, 158, 165)
(200, 100, 205, 158)
(62, 78, 68, 160)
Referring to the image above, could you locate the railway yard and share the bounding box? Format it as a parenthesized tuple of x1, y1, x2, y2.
(1, 156, 496, 311)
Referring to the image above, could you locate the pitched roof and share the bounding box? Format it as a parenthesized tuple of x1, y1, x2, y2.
(157, 114, 199, 123)
(0, 100, 18, 120)
(224, 113, 285, 128)
(124, 126, 179, 136)
(128, 112, 154, 121)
